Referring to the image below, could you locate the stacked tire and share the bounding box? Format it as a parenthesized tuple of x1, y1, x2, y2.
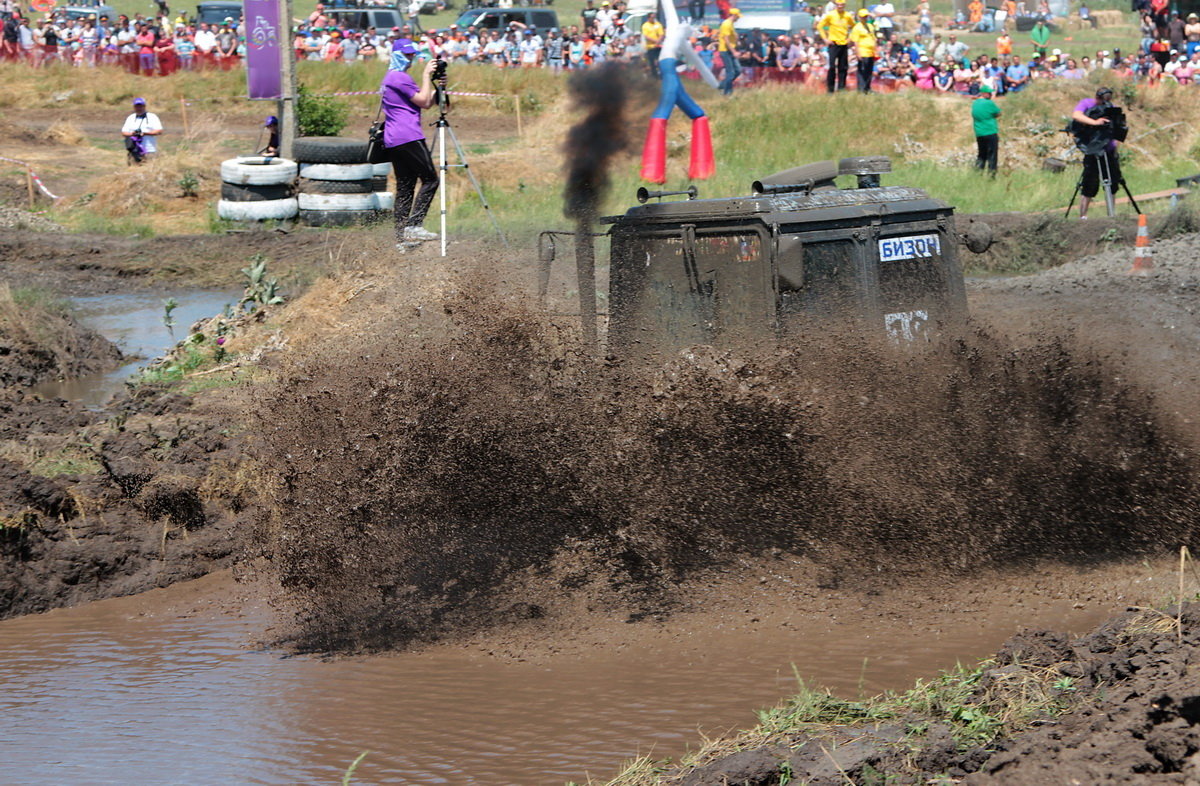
(294, 137, 393, 227)
(218, 156, 299, 221)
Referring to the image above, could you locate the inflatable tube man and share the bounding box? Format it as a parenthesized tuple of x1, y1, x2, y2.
(638, 0, 719, 183)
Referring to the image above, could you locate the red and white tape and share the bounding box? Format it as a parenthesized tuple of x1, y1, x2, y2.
(0, 155, 61, 201)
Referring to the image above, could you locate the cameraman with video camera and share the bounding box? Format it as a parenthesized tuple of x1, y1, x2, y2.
(380, 38, 441, 246)
(1071, 86, 1126, 219)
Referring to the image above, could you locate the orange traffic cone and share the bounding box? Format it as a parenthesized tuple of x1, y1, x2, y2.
(1130, 213, 1153, 275)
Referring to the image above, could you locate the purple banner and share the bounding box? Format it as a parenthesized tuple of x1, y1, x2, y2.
(245, 0, 282, 100)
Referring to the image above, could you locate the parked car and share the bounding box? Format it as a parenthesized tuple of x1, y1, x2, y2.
(63, 3, 116, 20)
(196, 1, 243, 25)
(325, 6, 406, 30)
(450, 7, 559, 32)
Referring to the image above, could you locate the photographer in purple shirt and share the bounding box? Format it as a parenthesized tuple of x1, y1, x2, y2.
(381, 38, 440, 245)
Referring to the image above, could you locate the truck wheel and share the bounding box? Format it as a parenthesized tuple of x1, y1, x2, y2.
(373, 191, 395, 211)
(220, 157, 298, 186)
(297, 178, 374, 194)
(299, 162, 377, 181)
(372, 162, 392, 177)
(292, 136, 371, 165)
(220, 182, 292, 202)
(218, 197, 299, 221)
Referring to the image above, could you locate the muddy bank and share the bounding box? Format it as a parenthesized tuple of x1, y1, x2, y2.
(648, 601, 1200, 786)
(0, 380, 259, 618)
(0, 289, 122, 387)
(0, 227, 339, 293)
(959, 207, 1200, 275)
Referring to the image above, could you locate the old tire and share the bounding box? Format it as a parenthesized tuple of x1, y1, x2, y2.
(297, 192, 376, 211)
(372, 174, 389, 190)
(299, 208, 377, 227)
(219, 157, 298, 186)
(217, 197, 298, 221)
(373, 191, 395, 211)
(292, 136, 370, 165)
(297, 178, 374, 195)
(220, 182, 292, 202)
(299, 162, 376, 181)
(372, 162, 392, 177)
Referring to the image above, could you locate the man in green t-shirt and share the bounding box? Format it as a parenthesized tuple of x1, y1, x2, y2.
(1029, 19, 1050, 58)
(971, 84, 1001, 174)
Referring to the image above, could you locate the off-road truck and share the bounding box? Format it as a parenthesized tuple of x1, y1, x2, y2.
(540, 156, 990, 356)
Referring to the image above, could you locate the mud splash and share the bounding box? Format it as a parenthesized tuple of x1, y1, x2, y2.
(254, 282, 1200, 652)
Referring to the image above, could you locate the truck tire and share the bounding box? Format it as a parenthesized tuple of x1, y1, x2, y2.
(297, 178, 374, 194)
(218, 197, 298, 221)
(299, 209, 377, 227)
(373, 191, 395, 211)
(372, 162, 392, 177)
(297, 192, 377, 211)
(372, 175, 389, 191)
(220, 182, 292, 202)
(220, 157, 298, 186)
(299, 162, 376, 181)
(292, 136, 370, 165)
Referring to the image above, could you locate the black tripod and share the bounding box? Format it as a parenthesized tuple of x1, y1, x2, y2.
(431, 83, 506, 256)
(1064, 147, 1140, 218)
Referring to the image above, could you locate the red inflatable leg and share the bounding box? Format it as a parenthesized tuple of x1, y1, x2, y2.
(688, 116, 715, 180)
(640, 117, 668, 185)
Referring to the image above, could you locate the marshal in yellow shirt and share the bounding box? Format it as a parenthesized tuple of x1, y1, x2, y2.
(717, 16, 738, 52)
(817, 8, 855, 46)
(641, 19, 664, 49)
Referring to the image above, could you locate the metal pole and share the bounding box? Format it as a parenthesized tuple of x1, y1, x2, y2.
(278, 0, 297, 159)
(439, 121, 447, 257)
(574, 219, 597, 348)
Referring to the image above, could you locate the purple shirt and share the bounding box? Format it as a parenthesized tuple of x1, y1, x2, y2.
(1074, 97, 1116, 151)
(381, 69, 424, 148)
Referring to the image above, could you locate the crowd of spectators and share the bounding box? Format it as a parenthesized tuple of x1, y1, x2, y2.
(1, 0, 1198, 92)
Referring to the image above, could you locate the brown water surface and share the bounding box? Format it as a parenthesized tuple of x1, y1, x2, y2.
(0, 565, 1170, 785)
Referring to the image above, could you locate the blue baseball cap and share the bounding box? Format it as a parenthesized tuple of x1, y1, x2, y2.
(392, 37, 417, 54)
(132, 97, 146, 105)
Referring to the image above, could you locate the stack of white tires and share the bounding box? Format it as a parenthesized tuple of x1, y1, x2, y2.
(218, 156, 299, 222)
(294, 137, 393, 227)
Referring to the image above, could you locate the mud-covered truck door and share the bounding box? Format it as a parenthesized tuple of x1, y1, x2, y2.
(609, 224, 774, 357)
(869, 221, 967, 342)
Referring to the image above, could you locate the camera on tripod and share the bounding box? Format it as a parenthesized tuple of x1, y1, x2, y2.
(432, 56, 450, 112)
(1069, 101, 1128, 155)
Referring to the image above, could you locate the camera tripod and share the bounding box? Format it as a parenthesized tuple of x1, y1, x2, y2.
(1064, 149, 1141, 219)
(431, 85, 507, 257)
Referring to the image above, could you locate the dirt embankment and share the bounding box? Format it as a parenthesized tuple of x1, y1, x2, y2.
(665, 603, 1200, 786)
(0, 286, 122, 387)
(0, 382, 261, 618)
(0, 227, 337, 294)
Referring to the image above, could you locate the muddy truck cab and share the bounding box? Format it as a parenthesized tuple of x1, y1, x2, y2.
(599, 157, 978, 358)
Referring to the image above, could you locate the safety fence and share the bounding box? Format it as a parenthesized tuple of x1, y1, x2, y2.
(0, 155, 62, 204)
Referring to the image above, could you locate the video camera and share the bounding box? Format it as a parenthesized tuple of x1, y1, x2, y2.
(432, 55, 450, 112)
(1070, 98, 1128, 156)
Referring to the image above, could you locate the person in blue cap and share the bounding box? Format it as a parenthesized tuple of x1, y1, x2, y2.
(258, 115, 279, 155)
(380, 38, 440, 246)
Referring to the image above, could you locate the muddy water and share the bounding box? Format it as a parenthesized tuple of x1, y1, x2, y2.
(33, 290, 240, 409)
(0, 570, 1147, 786)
